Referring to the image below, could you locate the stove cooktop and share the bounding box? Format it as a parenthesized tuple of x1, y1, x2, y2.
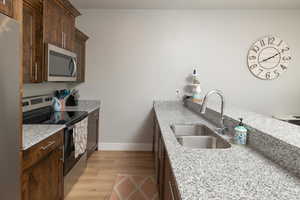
(23, 107, 88, 126)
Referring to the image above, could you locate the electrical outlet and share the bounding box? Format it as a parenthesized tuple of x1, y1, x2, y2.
(176, 89, 181, 100)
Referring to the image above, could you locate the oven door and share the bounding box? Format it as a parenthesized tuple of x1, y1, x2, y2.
(63, 125, 84, 176)
(46, 43, 77, 82)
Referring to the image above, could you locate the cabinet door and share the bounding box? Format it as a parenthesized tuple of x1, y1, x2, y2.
(43, 0, 62, 48)
(23, 3, 36, 83)
(75, 29, 88, 82)
(61, 12, 75, 51)
(87, 109, 99, 158)
(75, 35, 84, 81)
(23, 2, 43, 83)
(153, 116, 159, 183)
(35, 7, 44, 82)
(22, 147, 63, 200)
(164, 156, 181, 200)
(158, 135, 165, 200)
(0, 0, 13, 17)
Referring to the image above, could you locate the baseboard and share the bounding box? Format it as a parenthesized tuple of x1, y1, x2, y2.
(98, 142, 152, 151)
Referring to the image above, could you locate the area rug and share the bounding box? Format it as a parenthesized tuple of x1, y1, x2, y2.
(109, 174, 159, 200)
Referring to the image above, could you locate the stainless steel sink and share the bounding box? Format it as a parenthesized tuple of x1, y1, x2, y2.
(170, 123, 231, 149)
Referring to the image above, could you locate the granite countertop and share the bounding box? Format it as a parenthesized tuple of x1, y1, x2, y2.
(154, 101, 300, 200)
(22, 124, 65, 150)
(64, 100, 101, 114)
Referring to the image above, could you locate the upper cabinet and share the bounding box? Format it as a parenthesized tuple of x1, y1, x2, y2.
(43, 0, 62, 48)
(23, 0, 43, 83)
(61, 11, 75, 51)
(23, 0, 81, 84)
(43, 0, 80, 51)
(75, 28, 89, 82)
(0, 0, 13, 17)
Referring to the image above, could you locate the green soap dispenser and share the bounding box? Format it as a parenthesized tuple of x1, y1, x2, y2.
(234, 118, 248, 145)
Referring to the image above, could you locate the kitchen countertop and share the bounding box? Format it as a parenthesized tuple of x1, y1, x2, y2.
(154, 101, 300, 200)
(65, 100, 101, 114)
(199, 100, 300, 150)
(22, 124, 65, 150)
(22, 99, 101, 150)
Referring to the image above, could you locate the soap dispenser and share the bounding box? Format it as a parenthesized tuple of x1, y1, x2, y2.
(234, 118, 248, 145)
(191, 68, 202, 103)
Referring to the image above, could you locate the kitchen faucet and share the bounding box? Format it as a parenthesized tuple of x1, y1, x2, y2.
(200, 89, 227, 134)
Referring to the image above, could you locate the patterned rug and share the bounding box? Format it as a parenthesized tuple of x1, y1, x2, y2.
(109, 174, 159, 200)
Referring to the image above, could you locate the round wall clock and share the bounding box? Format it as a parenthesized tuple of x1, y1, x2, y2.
(247, 35, 292, 80)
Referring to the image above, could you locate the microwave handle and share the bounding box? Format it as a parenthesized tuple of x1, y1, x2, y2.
(72, 58, 77, 77)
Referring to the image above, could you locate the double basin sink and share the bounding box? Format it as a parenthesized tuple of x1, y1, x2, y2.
(170, 123, 231, 149)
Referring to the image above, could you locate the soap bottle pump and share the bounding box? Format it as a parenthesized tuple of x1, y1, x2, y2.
(192, 68, 200, 84)
(234, 118, 248, 145)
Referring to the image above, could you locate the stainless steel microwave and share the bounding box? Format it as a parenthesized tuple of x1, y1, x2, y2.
(45, 43, 77, 82)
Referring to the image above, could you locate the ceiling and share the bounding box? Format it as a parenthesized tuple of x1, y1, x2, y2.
(70, 0, 300, 9)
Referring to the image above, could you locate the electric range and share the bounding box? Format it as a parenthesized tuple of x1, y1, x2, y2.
(23, 106, 88, 126)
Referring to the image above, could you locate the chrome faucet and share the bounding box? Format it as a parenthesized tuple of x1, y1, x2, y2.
(200, 89, 227, 134)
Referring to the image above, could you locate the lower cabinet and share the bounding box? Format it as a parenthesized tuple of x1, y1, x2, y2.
(153, 114, 181, 200)
(163, 156, 181, 200)
(22, 130, 64, 200)
(87, 109, 100, 158)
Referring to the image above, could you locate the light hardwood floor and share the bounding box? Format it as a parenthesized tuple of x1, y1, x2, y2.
(65, 151, 155, 200)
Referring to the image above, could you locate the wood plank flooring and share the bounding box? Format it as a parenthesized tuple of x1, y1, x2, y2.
(65, 151, 155, 200)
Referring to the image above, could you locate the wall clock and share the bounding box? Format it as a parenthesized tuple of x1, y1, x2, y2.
(247, 35, 292, 80)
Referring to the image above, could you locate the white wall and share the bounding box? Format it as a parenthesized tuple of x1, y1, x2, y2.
(76, 9, 300, 145)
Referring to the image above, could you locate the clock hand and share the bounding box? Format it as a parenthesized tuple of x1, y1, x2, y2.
(260, 53, 280, 63)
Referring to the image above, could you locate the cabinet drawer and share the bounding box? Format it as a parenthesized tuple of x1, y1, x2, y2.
(23, 130, 63, 170)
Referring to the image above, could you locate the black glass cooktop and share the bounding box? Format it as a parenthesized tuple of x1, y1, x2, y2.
(23, 106, 88, 126)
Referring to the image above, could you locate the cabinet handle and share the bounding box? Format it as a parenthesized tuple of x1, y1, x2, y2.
(41, 141, 55, 151)
(169, 181, 176, 200)
(62, 32, 64, 47)
(63, 32, 65, 48)
(158, 141, 161, 160)
(64, 33, 66, 48)
(64, 32, 66, 48)
(60, 146, 64, 162)
(30, 64, 34, 81)
(35, 63, 38, 81)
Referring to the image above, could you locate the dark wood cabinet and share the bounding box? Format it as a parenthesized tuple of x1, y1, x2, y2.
(23, 0, 80, 84)
(22, 148, 63, 200)
(0, 0, 13, 17)
(87, 109, 99, 158)
(23, 0, 43, 83)
(153, 115, 181, 200)
(61, 12, 75, 51)
(75, 28, 89, 82)
(153, 116, 160, 181)
(163, 156, 181, 200)
(43, 0, 80, 51)
(153, 115, 165, 199)
(22, 131, 64, 200)
(43, 0, 62, 48)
